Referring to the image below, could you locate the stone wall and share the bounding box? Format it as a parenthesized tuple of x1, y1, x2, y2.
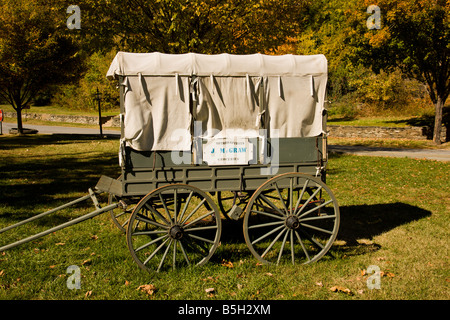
(4, 111, 447, 140)
(4, 111, 121, 127)
(327, 124, 446, 141)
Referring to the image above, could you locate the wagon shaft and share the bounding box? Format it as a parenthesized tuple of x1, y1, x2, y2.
(0, 186, 122, 252)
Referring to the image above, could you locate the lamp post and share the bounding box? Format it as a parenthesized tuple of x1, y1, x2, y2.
(94, 88, 103, 137)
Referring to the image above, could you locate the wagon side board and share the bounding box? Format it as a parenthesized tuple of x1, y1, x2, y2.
(116, 136, 327, 197)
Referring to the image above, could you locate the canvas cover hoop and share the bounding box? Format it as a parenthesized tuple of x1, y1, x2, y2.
(106, 52, 328, 152)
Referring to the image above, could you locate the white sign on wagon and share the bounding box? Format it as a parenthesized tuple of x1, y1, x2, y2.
(203, 138, 254, 165)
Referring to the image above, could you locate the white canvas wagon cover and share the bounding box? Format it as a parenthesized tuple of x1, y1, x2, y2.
(107, 52, 327, 152)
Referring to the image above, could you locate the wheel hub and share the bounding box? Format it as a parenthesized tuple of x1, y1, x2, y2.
(169, 225, 184, 240)
(285, 215, 300, 230)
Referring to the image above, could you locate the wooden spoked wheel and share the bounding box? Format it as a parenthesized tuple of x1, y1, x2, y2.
(243, 173, 339, 265)
(127, 184, 222, 273)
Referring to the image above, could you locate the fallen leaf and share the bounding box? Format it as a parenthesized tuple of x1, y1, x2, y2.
(265, 272, 273, 277)
(137, 284, 156, 296)
(49, 265, 56, 269)
(125, 280, 130, 286)
(329, 286, 353, 295)
(55, 242, 65, 246)
(85, 290, 92, 297)
(91, 235, 98, 240)
(205, 287, 215, 297)
(221, 259, 234, 268)
(0, 270, 4, 277)
(381, 271, 395, 278)
(315, 281, 323, 287)
(82, 259, 92, 266)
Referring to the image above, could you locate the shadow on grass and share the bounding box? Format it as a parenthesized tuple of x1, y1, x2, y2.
(0, 134, 120, 219)
(214, 202, 431, 262)
(332, 202, 431, 257)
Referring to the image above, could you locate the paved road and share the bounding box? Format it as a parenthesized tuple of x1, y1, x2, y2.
(1, 122, 120, 137)
(2, 122, 449, 162)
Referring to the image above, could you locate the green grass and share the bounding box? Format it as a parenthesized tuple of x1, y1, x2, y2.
(0, 135, 448, 300)
(327, 116, 414, 127)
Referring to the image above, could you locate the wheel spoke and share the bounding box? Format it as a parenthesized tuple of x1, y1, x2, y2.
(251, 224, 285, 245)
(181, 198, 206, 225)
(298, 199, 334, 219)
(179, 240, 191, 265)
(132, 229, 167, 236)
(273, 182, 289, 216)
(136, 212, 169, 229)
(183, 210, 215, 229)
(158, 193, 172, 222)
(300, 222, 334, 235)
(173, 189, 178, 223)
(187, 233, 216, 245)
(299, 229, 325, 250)
(143, 237, 170, 265)
(276, 228, 290, 265)
(295, 186, 322, 216)
(259, 194, 286, 216)
(143, 202, 171, 225)
(261, 227, 287, 259)
(184, 225, 218, 232)
(172, 240, 178, 270)
(178, 191, 193, 223)
(293, 179, 309, 215)
(248, 220, 284, 230)
(157, 239, 173, 272)
(134, 234, 168, 253)
(290, 230, 295, 265)
(289, 178, 294, 214)
(294, 230, 310, 262)
(299, 214, 336, 222)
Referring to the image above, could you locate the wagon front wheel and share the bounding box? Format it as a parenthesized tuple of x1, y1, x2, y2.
(243, 173, 339, 265)
(127, 184, 222, 274)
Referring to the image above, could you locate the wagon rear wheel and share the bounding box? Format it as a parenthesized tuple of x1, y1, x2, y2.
(108, 194, 136, 233)
(243, 173, 339, 265)
(127, 184, 222, 274)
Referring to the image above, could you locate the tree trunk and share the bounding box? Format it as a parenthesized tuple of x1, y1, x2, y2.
(16, 107, 23, 135)
(433, 96, 444, 145)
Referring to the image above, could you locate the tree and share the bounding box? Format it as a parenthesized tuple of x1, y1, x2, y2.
(82, 0, 309, 54)
(0, 0, 82, 134)
(362, 0, 449, 144)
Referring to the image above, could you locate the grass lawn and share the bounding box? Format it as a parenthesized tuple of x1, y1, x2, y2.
(0, 134, 448, 300)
